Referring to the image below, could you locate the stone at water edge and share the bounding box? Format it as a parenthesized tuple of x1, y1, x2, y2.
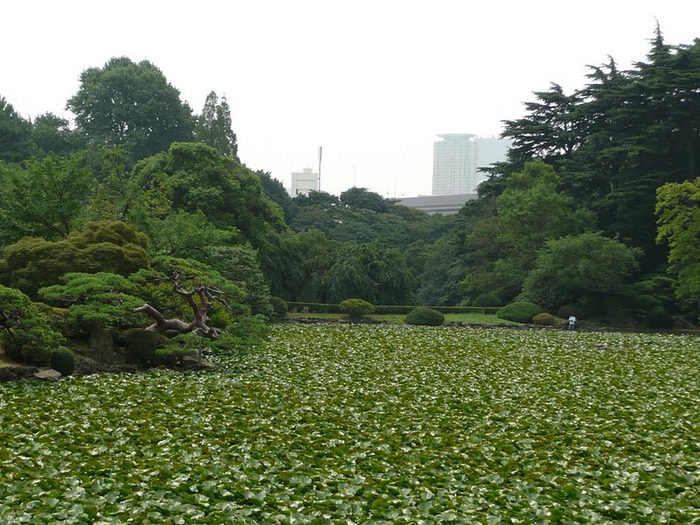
(34, 369, 62, 381)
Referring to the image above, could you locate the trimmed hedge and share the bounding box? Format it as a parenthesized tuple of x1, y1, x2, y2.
(269, 296, 288, 319)
(497, 302, 546, 324)
(339, 299, 375, 319)
(287, 302, 500, 315)
(405, 307, 445, 326)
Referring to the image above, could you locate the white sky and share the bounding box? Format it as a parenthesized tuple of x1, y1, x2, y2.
(2, 1, 699, 197)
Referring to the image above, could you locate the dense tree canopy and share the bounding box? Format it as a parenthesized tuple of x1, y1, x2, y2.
(67, 57, 195, 162)
(656, 178, 700, 308)
(520, 232, 640, 309)
(0, 96, 34, 162)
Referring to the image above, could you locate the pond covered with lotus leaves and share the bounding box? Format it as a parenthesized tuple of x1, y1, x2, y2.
(1, 324, 698, 523)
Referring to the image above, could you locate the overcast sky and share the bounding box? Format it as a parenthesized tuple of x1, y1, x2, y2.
(3, 1, 699, 197)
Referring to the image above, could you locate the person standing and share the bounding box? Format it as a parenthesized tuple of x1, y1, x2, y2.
(568, 315, 577, 331)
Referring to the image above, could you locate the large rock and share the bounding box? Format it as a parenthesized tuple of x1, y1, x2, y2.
(34, 369, 62, 381)
(87, 328, 118, 364)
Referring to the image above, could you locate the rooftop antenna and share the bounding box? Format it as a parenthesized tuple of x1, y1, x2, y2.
(318, 146, 322, 191)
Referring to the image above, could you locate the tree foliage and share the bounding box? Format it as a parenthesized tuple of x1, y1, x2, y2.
(67, 57, 195, 162)
(0, 285, 66, 364)
(520, 232, 640, 309)
(0, 95, 33, 162)
(195, 91, 238, 158)
(656, 177, 700, 306)
(0, 153, 93, 243)
(0, 220, 150, 297)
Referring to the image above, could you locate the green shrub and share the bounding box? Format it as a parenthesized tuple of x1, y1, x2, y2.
(339, 298, 375, 319)
(405, 307, 445, 326)
(472, 293, 502, 308)
(269, 296, 288, 319)
(50, 347, 76, 375)
(532, 312, 556, 326)
(557, 304, 585, 320)
(497, 302, 545, 324)
(0, 285, 65, 365)
(119, 328, 169, 366)
(645, 306, 675, 329)
(21, 343, 52, 367)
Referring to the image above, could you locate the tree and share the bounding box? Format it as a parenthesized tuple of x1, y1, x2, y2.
(204, 244, 275, 319)
(39, 272, 145, 331)
(0, 285, 66, 365)
(31, 112, 83, 156)
(0, 153, 93, 243)
(130, 256, 248, 338)
(492, 160, 595, 300)
(340, 187, 390, 213)
(0, 220, 150, 298)
(520, 232, 640, 309)
(501, 83, 584, 171)
(326, 241, 413, 305)
(128, 142, 287, 254)
(257, 170, 295, 220)
(195, 91, 238, 158)
(67, 57, 195, 162)
(656, 178, 700, 307)
(0, 95, 33, 162)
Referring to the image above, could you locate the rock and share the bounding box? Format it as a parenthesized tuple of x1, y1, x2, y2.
(0, 365, 39, 382)
(180, 356, 216, 371)
(88, 328, 117, 364)
(34, 369, 62, 381)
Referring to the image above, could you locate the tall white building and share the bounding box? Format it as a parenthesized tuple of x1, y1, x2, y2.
(290, 168, 319, 196)
(432, 134, 511, 195)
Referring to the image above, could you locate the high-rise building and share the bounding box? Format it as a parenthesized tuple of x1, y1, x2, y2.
(432, 134, 511, 195)
(290, 168, 319, 196)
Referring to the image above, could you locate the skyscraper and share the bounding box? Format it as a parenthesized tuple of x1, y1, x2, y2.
(432, 134, 511, 195)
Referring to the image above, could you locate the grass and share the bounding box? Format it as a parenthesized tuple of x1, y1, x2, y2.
(1, 324, 698, 523)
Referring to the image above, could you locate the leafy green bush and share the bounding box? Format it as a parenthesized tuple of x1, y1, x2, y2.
(472, 293, 502, 307)
(497, 302, 545, 324)
(119, 328, 169, 367)
(645, 306, 675, 329)
(405, 307, 445, 326)
(0, 285, 66, 365)
(339, 298, 375, 319)
(50, 347, 76, 375)
(269, 297, 288, 319)
(532, 312, 556, 326)
(20, 343, 53, 367)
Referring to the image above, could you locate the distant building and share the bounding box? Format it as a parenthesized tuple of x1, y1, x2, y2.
(290, 168, 319, 196)
(432, 134, 511, 195)
(398, 194, 477, 215)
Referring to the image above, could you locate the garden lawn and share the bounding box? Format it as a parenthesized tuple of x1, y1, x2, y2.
(0, 324, 698, 523)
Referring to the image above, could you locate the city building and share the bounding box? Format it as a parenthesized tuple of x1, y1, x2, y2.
(290, 168, 319, 196)
(398, 194, 477, 215)
(432, 134, 511, 195)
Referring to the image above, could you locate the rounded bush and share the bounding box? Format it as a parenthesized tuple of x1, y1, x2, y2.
(405, 307, 445, 326)
(532, 312, 556, 326)
(645, 306, 674, 329)
(497, 301, 545, 324)
(50, 347, 76, 375)
(269, 296, 288, 319)
(339, 298, 375, 319)
(472, 292, 502, 307)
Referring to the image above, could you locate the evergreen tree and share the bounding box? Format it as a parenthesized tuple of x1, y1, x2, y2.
(195, 91, 238, 158)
